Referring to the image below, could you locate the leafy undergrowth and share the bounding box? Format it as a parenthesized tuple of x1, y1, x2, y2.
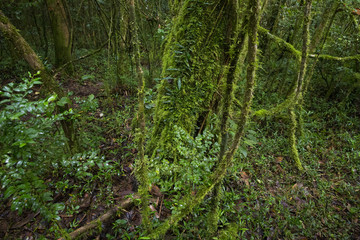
(164, 95, 360, 239)
(0, 73, 140, 239)
(0, 73, 359, 239)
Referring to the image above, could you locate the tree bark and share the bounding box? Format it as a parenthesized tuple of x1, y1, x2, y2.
(295, 0, 312, 99)
(45, 0, 74, 74)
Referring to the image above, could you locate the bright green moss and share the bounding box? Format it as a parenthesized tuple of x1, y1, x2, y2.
(288, 108, 304, 171)
(0, 14, 9, 24)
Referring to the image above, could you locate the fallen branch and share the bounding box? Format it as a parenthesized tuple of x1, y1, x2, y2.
(58, 195, 138, 240)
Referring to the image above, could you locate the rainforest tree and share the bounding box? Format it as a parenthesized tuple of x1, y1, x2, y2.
(0, 0, 359, 239)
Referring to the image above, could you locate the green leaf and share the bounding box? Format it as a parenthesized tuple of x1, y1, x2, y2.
(4, 186, 16, 198)
(81, 75, 95, 80)
(244, 139, 257, 147)
(42, 192, 53, 202)
(47, 94, 57, 103)
(88, 94, 95, 101)
(1, 92, 11, 98)
(2, 86, 11, 92)
(0, 99, 11, 104)
(10, 112, 24, 120)
(19, 142, 27, 148)
(33, 80, 42, 85)
(238, 146, 247, 157)
(53, 203, 65, 211)
(57, 97, 72, 107)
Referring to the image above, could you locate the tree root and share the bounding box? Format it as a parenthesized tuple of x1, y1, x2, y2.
(58, 195, 138, 240)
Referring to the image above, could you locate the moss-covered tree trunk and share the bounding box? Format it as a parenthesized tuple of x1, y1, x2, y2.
(294, 0, 312, 99)
(261, 0, 286, 59)
(45, 0, 74, 74)
(288, 0, 312, 172)
(303, 1, 340, 95)
(128, 0, 151, 232)
(308, 1, 340, 54)
(147, 0, 261, 237)
(207, 0, 250, 232)
(148, 0, 238, 162)
(0, 10, 78, 153)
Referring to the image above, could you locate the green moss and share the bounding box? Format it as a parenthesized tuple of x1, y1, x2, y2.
(217, 222, 239, 240)
(288, 108, 304, 171)
(315, 54, 360, 62)
(0, 14, 9, 24)
(146, 0, 262, 238)
(148, 0, 234, 161)
(258, 26, 301, 62)
(258, 27, 360, 64)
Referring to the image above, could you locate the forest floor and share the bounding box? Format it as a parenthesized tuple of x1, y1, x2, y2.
(1, 75, 360, 239)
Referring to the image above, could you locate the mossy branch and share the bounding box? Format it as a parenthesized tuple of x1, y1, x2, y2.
(129, 0, 151, 232)
(208, 5, 248, 233)
(258, 26, 301, 62)
(310, 54, 360, 62)
(259, 26, 360, 63)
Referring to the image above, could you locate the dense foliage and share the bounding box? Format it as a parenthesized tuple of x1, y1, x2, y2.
(0, 0, 359, 239)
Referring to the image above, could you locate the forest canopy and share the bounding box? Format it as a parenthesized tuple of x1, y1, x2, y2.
(0, 0, 359, 239)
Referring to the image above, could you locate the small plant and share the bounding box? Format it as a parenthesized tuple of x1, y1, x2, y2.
(0, 72, 66, 221)
(148, 125, 219, 197)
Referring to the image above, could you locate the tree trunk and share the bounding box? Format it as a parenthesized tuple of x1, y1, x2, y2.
(147, 0, 238, 160)
(288, 0, 313, 172)
(309, 1, 340, 53)
(295, 0, 312, 99)
(128, 0, 151, 232)
(45, 0, 74, 74)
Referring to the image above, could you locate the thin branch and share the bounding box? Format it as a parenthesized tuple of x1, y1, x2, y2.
(259, 26, 360, 63)
(55, 38, 110, 74)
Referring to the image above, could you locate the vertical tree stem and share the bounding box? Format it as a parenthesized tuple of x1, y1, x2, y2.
(289, 0, 312, 171)
(129, 0, 151, 232)
(295, 0, 312, 99)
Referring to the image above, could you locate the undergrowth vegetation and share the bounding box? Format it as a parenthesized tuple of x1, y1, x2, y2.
(0, 64, 359, 239)
(1, 0, 360, 239)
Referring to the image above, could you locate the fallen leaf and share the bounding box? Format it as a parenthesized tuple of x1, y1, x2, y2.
(240, 171, 250, 186)
(0, 219, 9, 233)
(150, 184, 162, 197)
(276, 156, 283, 163)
